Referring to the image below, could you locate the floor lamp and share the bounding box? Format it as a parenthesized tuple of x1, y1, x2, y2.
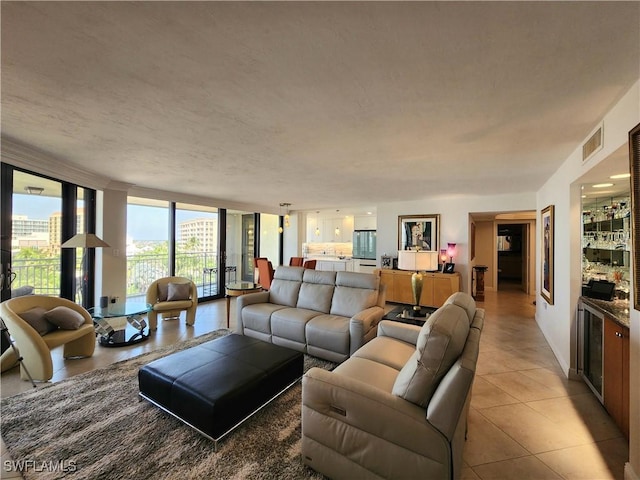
(61, 233, 110, 308)
(397, 249, 439, 313)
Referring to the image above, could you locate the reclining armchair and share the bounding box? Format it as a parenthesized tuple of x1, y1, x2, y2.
(302, 292, 484, 479)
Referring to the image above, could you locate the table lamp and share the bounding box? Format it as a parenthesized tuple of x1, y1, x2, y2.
(397, 249, 439, 313)
(444, 243, 457, 273)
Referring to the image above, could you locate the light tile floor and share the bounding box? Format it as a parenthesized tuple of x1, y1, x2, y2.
(1, 288, 629, 479)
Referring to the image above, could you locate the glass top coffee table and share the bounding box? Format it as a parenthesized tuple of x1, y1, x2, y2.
(225, 282, 262, 328)
(90, 301, 152, 347)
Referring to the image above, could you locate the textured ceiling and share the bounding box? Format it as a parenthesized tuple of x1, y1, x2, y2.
(1, 2, 638, 213)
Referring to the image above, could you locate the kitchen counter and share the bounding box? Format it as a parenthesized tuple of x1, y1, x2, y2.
(305, 255, 351, 261)
(580, 296, 630, 328)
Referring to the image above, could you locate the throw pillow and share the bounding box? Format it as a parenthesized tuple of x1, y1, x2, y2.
(392, 304, 470, 407)
(19, 306, 58, 336)
(167, 282, 190, 301)
(157, 283, 169, 302)
(45, 306, 85, 330)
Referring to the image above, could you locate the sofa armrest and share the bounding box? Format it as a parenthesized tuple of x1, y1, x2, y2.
(349, 306, 384, 354)
(235, 291, 271, 334)
(302, 368, 449, 461)
(236, 290, 270, 308)
(377, 320, 421, 346)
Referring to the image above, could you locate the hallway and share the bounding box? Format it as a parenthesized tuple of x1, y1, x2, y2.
(464, 289, 628, 479)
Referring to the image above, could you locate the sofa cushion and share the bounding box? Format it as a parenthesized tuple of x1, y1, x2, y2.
(167, 282, 190, 301)
(329, 272, 380, 317)
(241, 303, 287, 334)
(335, 271, 380, 290)
(392, 304, 470, 407)
(333, 356, 399, 393)
(444, 292, 476, 324)
(352, 335, 415, 372)
(306, 314, 350, 356)
(45, 306, 85, 330)
(330, 286, 378, 318)
(269, 266, 304, 307)
(297, 270, 336, 313)
(19, 306, 57, 336)
(272, 308, 322, 343)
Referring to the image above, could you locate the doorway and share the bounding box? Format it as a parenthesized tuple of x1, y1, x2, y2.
(470, 211, 535, 295)
(497, 223, 527, 291)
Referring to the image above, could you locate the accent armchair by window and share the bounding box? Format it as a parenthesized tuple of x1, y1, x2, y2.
(146, 276, 197, 330)
(0, 295, 96, 382)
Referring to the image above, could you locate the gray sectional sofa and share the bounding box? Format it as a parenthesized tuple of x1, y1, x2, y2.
(301, 292, 484, 480)
(236, 266, 386, 363)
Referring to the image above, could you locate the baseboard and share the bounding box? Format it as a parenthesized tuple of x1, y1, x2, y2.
(625, 462, 640, 480)
(567, 367, 581, 381)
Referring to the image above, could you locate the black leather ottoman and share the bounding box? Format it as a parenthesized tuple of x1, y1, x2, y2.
(138, 334, 303, 448)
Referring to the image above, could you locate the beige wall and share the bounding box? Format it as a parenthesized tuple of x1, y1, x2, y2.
(473, 221, 495, 290)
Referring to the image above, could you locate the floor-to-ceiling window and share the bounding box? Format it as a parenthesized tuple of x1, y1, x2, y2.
(125, 197, 170, 300)
(124, 198, 274, 299)
(175, 203, 219, 298)
(0, 164, 97, 304)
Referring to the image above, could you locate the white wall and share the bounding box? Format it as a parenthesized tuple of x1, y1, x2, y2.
(281, 213, 300, 267)
(377, 193, 536, 293)
(99, 188, 128, 304)
(536, 80, 639, 477)
(259, 213, 280, 265)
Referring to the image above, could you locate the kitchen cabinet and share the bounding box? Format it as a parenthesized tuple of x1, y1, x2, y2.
(354, 215, 377, 230)
(376, 269, 461, 308)
(578, 297, 630, 439)
(308, 217, 354, 243)
(316, 259, 354, 272)
(603, 316, 629, 438)
(328, 216, 353, 243)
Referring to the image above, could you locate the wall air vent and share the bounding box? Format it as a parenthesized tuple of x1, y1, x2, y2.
(583, 123, 603, 162)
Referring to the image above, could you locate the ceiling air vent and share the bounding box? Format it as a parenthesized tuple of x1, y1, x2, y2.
(583, 124, 603, 162)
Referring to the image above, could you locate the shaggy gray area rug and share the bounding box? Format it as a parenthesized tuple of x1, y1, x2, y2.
(1, 330, 334, 480)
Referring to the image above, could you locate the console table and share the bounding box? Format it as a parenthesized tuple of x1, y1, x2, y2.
(376, 269, 461, 308)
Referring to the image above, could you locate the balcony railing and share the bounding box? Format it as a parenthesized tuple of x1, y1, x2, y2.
(9, 251, 223, 299)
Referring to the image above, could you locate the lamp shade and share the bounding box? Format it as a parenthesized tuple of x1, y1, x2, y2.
(61, 233, 110, 248)
(397, 250, 439, 271)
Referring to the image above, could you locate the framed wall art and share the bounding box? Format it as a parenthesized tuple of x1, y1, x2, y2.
(541, 205, 554, 305)
(398, 214, 440, 252)
(630, 122, 640, 310)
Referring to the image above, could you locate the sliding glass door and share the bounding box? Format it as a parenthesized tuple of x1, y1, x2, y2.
(175, 203, 219, 298)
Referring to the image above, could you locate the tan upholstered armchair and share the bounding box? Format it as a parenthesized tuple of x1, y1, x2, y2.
(146, 276, 198, 330)
(0, 295, 96, 382)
